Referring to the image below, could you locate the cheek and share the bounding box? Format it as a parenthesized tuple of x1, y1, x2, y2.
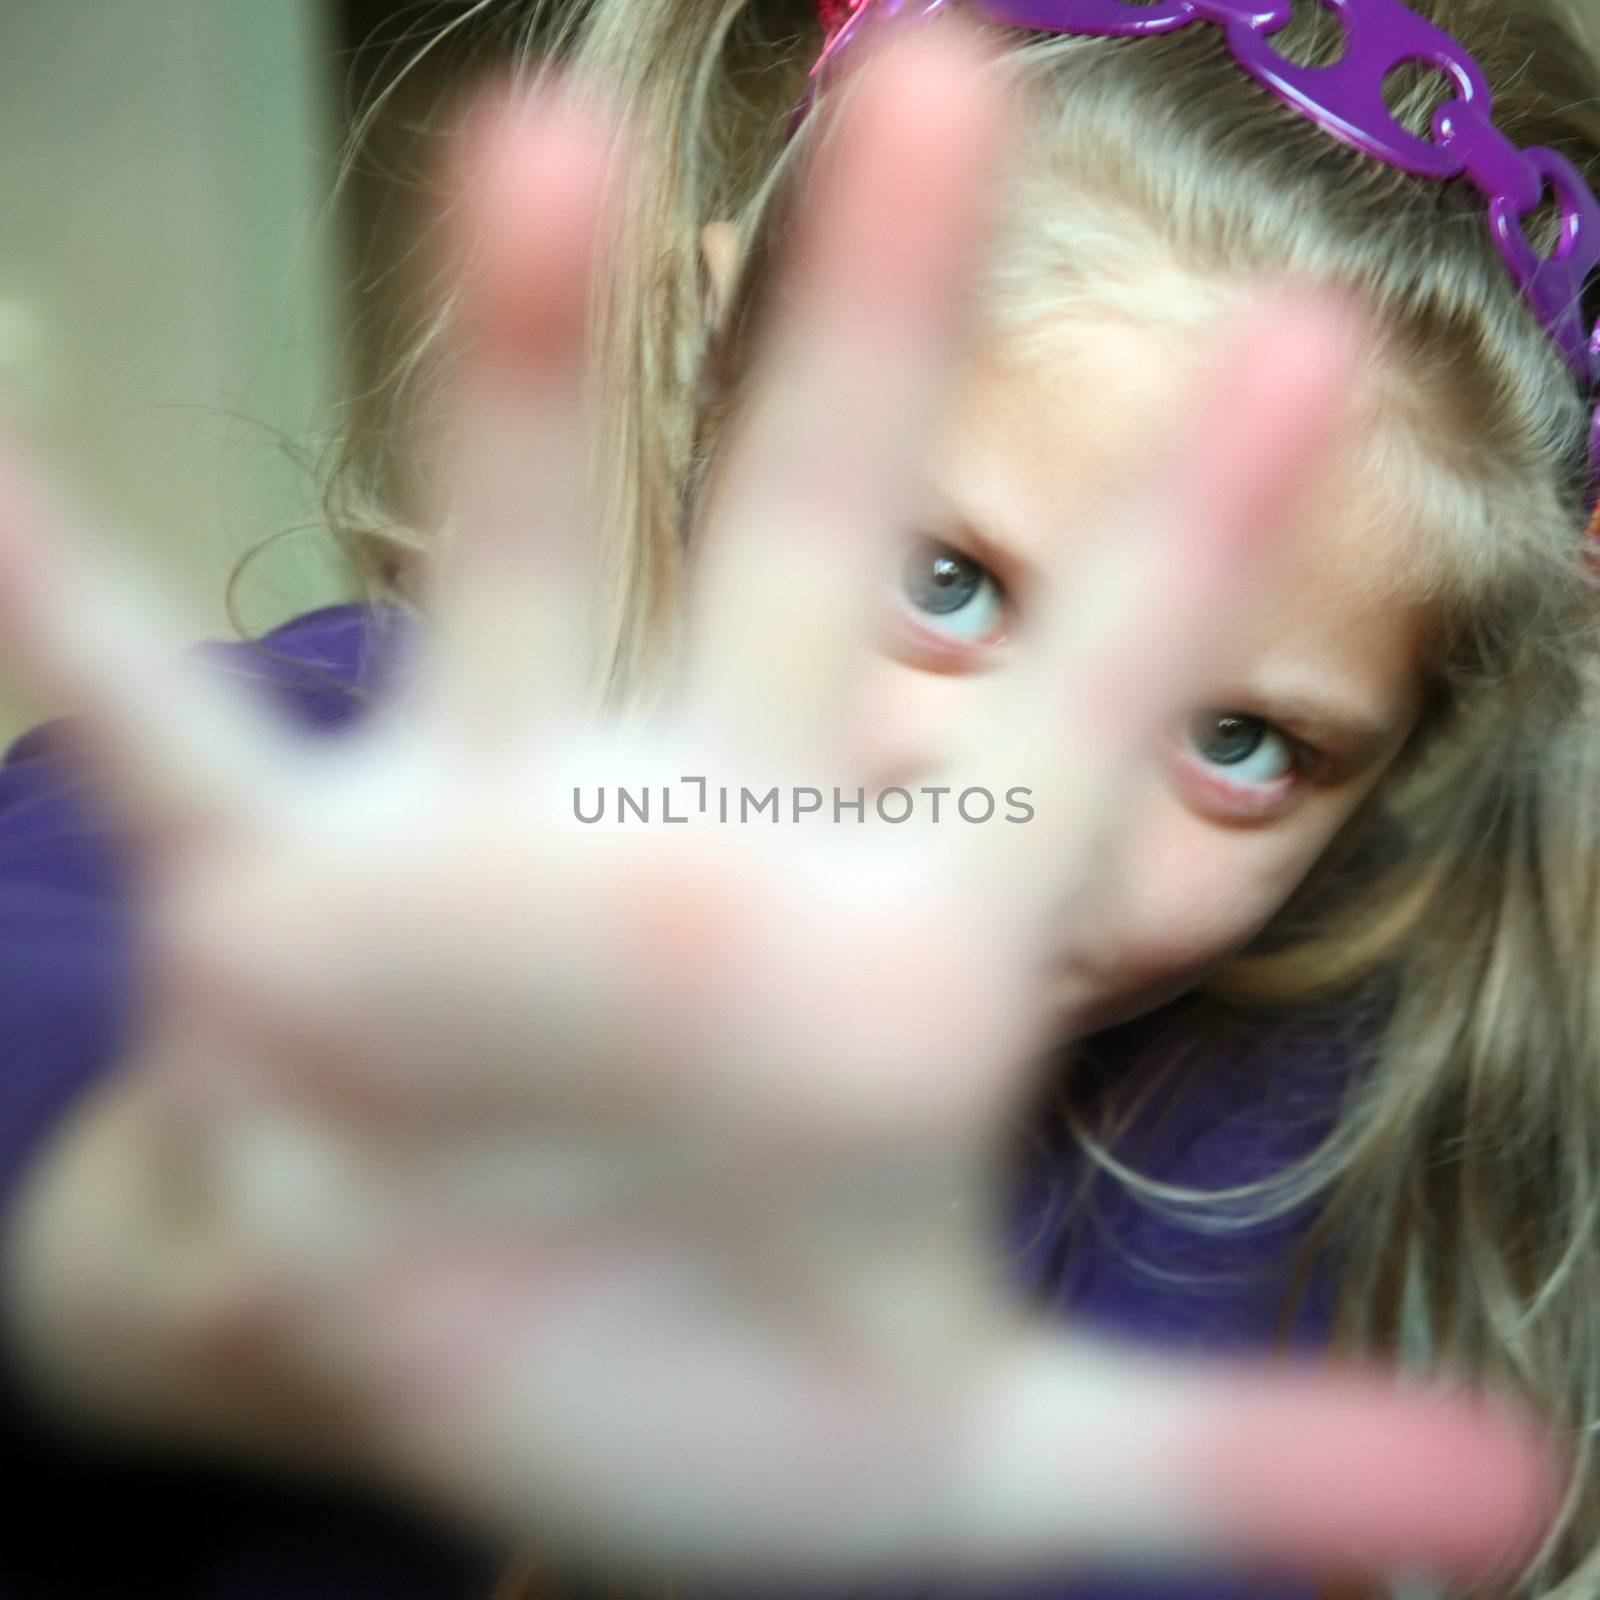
(847, 659, 973, 785)
(1055, 786, 1324, 1032)
(847, 662, 1335, 1033)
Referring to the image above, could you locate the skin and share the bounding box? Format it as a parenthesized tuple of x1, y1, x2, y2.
(700, 226, 1429, 1036)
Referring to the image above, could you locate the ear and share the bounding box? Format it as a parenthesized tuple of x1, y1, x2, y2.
(698, 221, 741, 323)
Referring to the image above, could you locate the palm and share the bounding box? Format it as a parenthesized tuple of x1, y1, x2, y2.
(0, 15, 1554, 1594)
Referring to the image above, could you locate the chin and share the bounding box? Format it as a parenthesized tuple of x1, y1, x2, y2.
(1045, 954, 1226, 1042)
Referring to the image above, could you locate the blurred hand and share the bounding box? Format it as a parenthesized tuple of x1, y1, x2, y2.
(0, 15, 1557, 1595)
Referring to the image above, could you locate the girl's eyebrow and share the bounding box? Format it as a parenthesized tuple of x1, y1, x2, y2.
(926, 494, 1047, 600)
(1246, 686, 1395, 764)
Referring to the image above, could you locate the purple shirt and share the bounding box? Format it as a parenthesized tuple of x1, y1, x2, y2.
(0, 602, 1355, 1599)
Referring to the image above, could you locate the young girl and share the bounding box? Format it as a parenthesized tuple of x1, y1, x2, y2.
(0, 2, 1595, 1599)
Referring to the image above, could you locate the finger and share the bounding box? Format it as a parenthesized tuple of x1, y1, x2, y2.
(948, 290, 1372, 961)
(675, 17, 1011, 780)
(409, 80, 618, 760)
(922, 1332, 1560, 1594)
(0, 439, 293, 859)
(330, 1270, 1558, 1593)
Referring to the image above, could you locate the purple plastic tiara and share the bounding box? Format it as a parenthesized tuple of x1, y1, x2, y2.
(796, 0, 1600, 522)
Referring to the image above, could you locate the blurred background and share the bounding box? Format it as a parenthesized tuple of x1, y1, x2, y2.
(3, 0, 1600, 745)
(0, 0, 530, 743)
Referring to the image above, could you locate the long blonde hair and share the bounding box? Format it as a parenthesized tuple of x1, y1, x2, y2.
(253, 2, 1600, 1595)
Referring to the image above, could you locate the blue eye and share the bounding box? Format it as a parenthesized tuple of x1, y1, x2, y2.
(900, 539, 1005, 642)
(1189, 712, 1298, 787)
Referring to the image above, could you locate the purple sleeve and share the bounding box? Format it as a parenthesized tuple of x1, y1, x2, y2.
(0, 601, 409, 1233)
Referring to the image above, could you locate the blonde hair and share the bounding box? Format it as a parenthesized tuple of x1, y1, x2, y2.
(247, 1, 1600, 1595)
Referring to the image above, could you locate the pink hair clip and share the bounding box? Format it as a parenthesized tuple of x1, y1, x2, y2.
(816, 0, 860, 33)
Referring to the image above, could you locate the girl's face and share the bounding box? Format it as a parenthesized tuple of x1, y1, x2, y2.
(855, 318, 1431, 1037)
